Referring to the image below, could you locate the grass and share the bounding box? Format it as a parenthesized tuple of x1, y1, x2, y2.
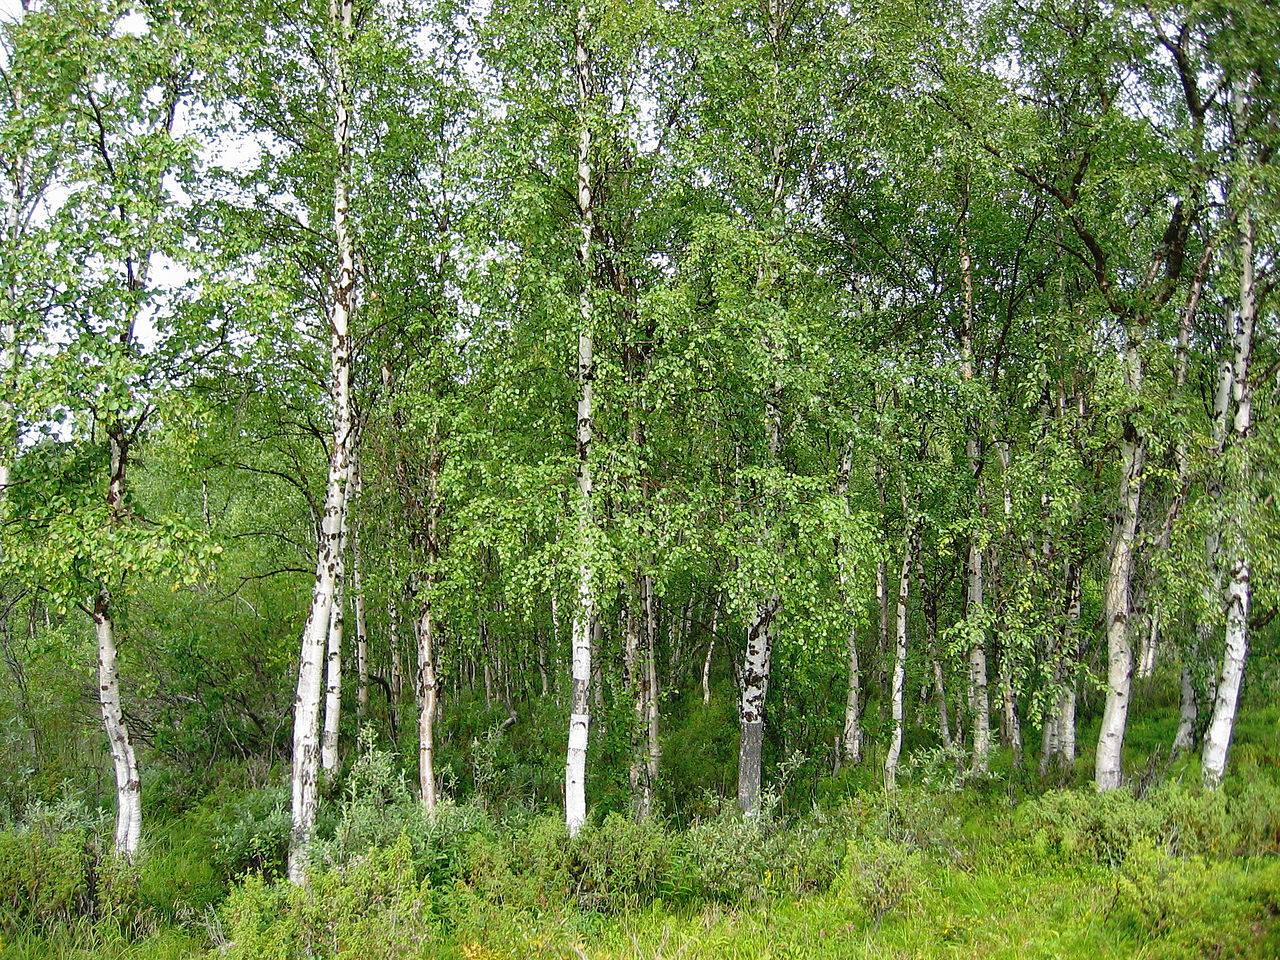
(2, 688, 1278, 958)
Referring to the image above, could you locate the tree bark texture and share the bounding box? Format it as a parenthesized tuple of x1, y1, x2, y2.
(565, 1, 595, 837)
(289, 0, 355, 885)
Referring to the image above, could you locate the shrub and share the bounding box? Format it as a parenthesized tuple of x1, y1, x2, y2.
(835, 837, 929, 925)
(218, 835, 437, 960)
(1112, 844, 1280, 958)
(1020, 780, 1280, 867)
(0, 823, 91, 927)
(678, 805, 770, 902)
(565, 812, 673, 913)
(209, 786, 292, 881)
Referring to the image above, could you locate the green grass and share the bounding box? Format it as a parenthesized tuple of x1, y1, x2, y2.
(3, 693, 1279, 959)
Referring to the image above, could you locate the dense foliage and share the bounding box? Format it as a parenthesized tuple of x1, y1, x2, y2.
(0, 0, 1277, 954)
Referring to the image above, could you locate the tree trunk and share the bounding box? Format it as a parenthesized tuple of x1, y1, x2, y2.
(320, 466, 351, 772)
(387, 586, 402, 738)
(1094, 333, 1145, 791)
(738, 375, 782, 817)
(1041, 557, 1081, 775)
(416, 597, 438, 811)
(1172, 663, 1198, 756)
(884, 514, 918, 791)
(1203, 112, 1257, 788)
(701, 592, 720, 706)
(836, 439, 862, 764)
(353, 531, 369, 728)
(565, 1, 595, 837)
(958, 224, 991, 774)
(289, 0, 355, 885)
(738, 593, 776, 815)
(643, 573, 660, 815)
(94, 592, 142, 858)
(930, 648, 951, 749)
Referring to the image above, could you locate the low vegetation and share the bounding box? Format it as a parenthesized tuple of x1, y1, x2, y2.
(0, 697, 1276, 959)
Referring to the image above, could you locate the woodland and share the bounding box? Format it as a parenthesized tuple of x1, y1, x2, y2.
(0, 0, 1279, 957)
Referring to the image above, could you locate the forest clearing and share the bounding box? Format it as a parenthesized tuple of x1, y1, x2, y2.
(0, 0, 1278, 956)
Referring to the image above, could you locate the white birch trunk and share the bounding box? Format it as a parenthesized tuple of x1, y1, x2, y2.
(95, 595, 142, 858)
(353, 531, 369, 727)
(1094, 334, 1145, 791)
(875, 556, 889, 721)
(289, 0, 355, 885)
(701, 593, 720, 706)
(565, 1, 595, 837)
(739, 377, 782, 816)
(417, 598, 438, 811)
(1203, 112, 1257, 788)
(738, 593, 776, 815)
(835, 440, 862, 764)
(959, 227, 991, 774)
(643, 574, 660, 815)
(843, 623, 863, 764)
(320, 514, 347, 772)
(966, 537, 991, 773)
(884, 517, 917, 791)
(387, 583, 404, 737)
(993, 441, 1023, 766)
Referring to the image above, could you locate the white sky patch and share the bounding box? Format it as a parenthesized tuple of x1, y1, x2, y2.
(112, 8, 147, 38)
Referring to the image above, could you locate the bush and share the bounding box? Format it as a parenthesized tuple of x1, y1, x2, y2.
(1112, 844, 1280, 958)
(209, 786, 292, 881)
(0, 796, 157, 935)
(835, 837, 929, 925)
(218, 834, 436, 960)
(0, 823, 91, 927)
(840, 789, 972, 865)
(565, 812, 673, 912)
(1020, 780, 1280, 866)
(678, 805, 771, 902)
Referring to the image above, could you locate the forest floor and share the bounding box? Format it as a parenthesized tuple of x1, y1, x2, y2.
(2, 700, 1278, 960)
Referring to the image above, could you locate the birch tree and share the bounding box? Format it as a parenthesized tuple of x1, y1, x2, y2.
(288, 0, 357, 884)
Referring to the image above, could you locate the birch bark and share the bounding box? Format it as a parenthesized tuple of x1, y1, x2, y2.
(884, 499, 918, 791)
(701, 592, 721, 706)
(959, 222, 991, 773)
(564, 0, 595, 837)
(288, 0, 355, 884)
(1094, 332, 1145, 791)
(95, 432, 141, 857)
(835, 440, 863, 764)
(1203, 95, 1257, 787)
(353, 528, 369, 727)
(320, 454, 353, 772)
(738, 380, 781, 817)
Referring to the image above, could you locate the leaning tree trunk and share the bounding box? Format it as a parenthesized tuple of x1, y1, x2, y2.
(701, 592, 721, 706)
(288, 0, 355, 885)
(1203, 122, 1257, 788)
(564, 1, 596, 838)
(95, 433, 142, 858)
